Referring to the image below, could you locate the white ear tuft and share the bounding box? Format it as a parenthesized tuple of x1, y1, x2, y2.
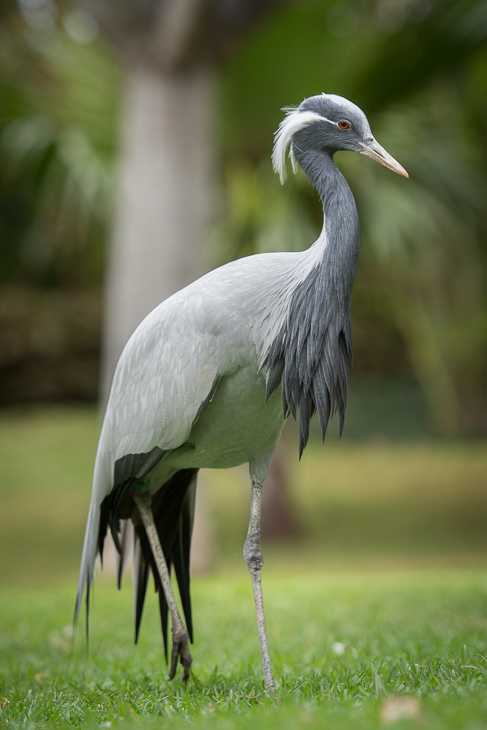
(272, 108, 324, 184)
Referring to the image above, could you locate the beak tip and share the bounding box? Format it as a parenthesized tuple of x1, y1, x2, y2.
(360, 141, 409, 179)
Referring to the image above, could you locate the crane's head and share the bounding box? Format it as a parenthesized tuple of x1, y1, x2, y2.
(272, 93, 408, 183)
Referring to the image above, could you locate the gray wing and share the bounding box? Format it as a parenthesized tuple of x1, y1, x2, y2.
(104, 295, 222, 464)
(75, 290, 222, 622)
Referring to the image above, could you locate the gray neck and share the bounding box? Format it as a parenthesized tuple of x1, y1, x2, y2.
(264, 145, 361, 456)
(295, 147, 360, 307)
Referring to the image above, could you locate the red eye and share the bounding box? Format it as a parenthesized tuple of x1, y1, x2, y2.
(338, 121, 350, 130)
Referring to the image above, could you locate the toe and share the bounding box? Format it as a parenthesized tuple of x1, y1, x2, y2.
(168, 631, 192, 682)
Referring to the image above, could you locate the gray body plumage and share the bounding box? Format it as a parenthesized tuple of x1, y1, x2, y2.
(76, 93, 408, 669)
(77, 240, 343, 600)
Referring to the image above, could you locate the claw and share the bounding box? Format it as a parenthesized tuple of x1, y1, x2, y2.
(168, 627, 192, 682)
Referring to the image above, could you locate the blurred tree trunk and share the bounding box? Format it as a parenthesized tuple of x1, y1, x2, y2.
(262, 436, 300, 540)
(102, 65, 215, 399)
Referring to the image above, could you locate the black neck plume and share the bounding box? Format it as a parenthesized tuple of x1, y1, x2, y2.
(264, 148, 360, 456)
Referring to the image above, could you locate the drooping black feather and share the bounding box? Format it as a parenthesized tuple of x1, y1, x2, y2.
(96, 482, 127, 561)
(114, 446, 165, 486)
(97, 446, 168, 561)
(265, 275, 353, 456)
(132, 469, 198, 658)
(171, 478, 197, 642)
(117, 520, 132, 589)
(97, 497, 110, 561)
(97, 480, 131, 556)
(133, 536, 150, 644)
(96, 464, 198, 659)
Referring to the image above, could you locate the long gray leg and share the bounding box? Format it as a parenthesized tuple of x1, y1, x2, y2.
(133, 487, 192, 682)
(245, 449, 277, 691)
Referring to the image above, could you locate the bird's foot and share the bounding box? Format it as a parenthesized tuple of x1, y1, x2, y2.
(168, 626, 192, 683)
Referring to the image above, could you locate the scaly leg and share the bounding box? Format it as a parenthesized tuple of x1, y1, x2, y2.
(133, 487, 192, 682)
(244, 476, 275, 691)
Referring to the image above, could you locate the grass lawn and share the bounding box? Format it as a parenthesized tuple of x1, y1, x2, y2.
(1, 571, 487, 728)
(1, 406, 487, 727)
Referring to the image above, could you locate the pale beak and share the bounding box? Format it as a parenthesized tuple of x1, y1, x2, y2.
(359, 139, 409, 178)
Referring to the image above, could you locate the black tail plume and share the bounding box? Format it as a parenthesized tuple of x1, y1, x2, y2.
(132, 469, 198, 658)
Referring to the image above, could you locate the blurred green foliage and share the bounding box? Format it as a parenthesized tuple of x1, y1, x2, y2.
(0, 0, 486, 434)
(0, 287, 101, 404)
(0, 4, 118, 288)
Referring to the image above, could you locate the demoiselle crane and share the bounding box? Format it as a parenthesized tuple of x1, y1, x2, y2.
(76, 94, 408, 691)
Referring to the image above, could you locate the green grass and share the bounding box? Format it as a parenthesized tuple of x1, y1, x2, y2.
(1, 571, 487, 728)
(2, 406, 487, 727)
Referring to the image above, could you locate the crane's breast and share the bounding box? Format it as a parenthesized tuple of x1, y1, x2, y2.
(165, 365, 285, 470)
